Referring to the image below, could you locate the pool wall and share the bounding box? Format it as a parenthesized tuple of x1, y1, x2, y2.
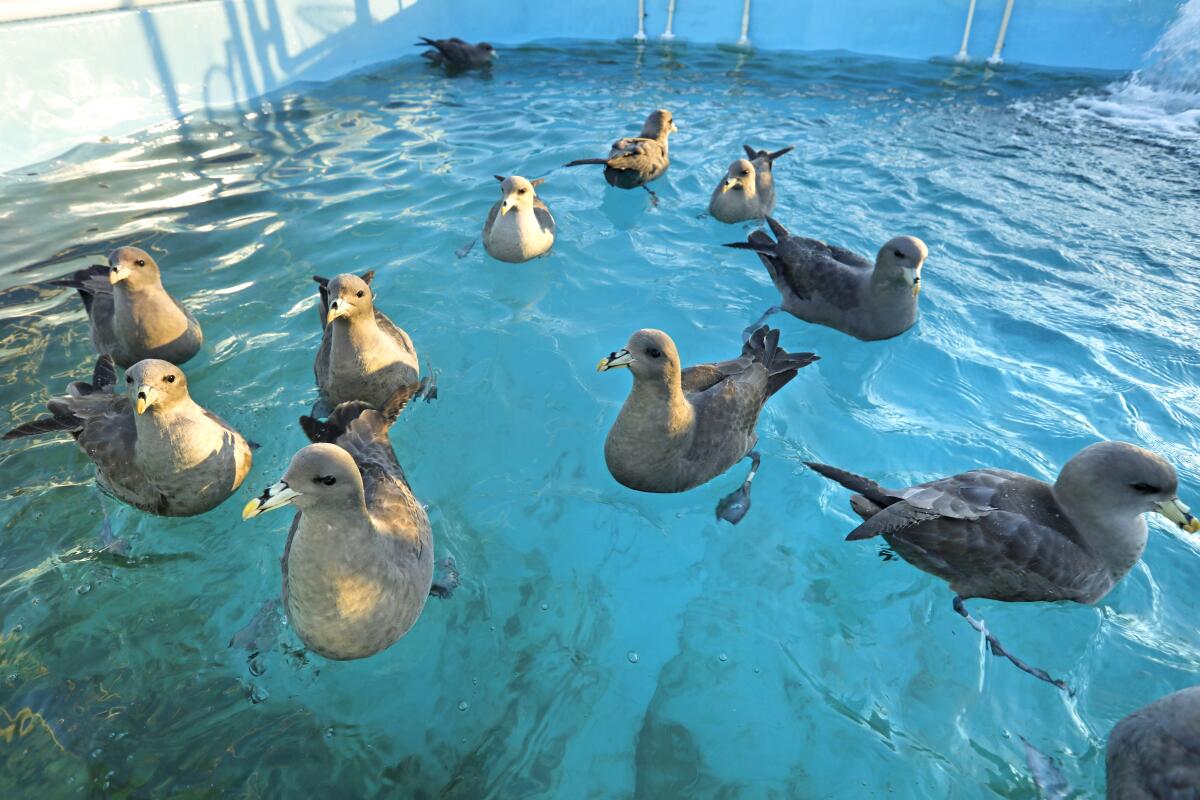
(0, 0, 1185, 172)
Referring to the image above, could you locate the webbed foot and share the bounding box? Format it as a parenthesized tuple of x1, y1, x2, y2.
(716, 451, 761, 525)
(431, 556, 459, 599)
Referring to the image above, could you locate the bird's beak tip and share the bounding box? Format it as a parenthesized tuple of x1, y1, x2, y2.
(241, 498, 261, 520)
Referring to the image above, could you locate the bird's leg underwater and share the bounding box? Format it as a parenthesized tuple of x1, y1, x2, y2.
(418, 365, 439, 403)
(952, 597, 1072, 694)
(430, 556, 459, 599)
(641, 184, 659, 207)
(715, 451, 761, 525)
(742, 307, 782, 343)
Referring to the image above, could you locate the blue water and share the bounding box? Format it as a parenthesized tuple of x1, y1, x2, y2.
(1, 41, 1199, 797)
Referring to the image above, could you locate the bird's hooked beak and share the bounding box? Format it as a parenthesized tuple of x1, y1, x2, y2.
(910, 271, 922, 298)
(670, 121, 679, 133)
(326, 298, 352, 325)
(596, 349, 634, 372)
(722, 177, 740, 194)
(500, 197, 513, 216)
(242, 480, 301, 520)
(109, 264, 131, 285)
(1157, 497, 1200, 533)
(135, 385, 160, 415)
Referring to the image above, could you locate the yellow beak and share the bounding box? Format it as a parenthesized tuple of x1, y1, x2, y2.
(597, 349, 634, 372)
(722, 179, 738, 194)
(1158, 498, 1200, 533)
(326, 300, 350, 325)
(135, 385, 159, 415)
(109, 266, 130, 285)
(242, 480, 301, 520)
(500, 199, 512, 216)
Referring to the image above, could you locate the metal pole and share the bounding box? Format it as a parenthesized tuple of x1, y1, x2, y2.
(661, 0, 676, 39)
(955, 0, 977, 62)
(988, 0, 1015, 64)
(738, 0, 751, 47)
(634, 0, 646, 41)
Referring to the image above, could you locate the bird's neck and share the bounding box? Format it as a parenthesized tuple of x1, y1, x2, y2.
(332, 314, 384, 353)
(620, 374, 694, 439)
(1054, 489, 1150, 579)
(114, 283, 189, 338)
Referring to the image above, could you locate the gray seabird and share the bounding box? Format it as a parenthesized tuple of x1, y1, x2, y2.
(51, 246, 203, 368)
(807, 441, 1200, 690)
(415, 37, 496, 69)
(564, 110, 677, 204)
(242, 384, 453, 660)
(482, 175, 556, 263)
(709, 145, 793, 223)
(598, 325, 818, 524)
(726, 218, 927, 341)
(4, 356, 252, 516)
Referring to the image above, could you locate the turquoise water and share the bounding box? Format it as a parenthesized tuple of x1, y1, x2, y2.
(1, 41, 1199, 797)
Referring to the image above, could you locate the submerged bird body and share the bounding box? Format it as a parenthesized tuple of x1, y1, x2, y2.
(1107, 686, 1200, 799)
(416, 37, 496, 68)
(727, 218, 927, 341)
(4, 357, 251, 516)
(483, 175, 556, 263)
(599, 326, 817, 495)
(243, 387, 433, 660)
(51, 247, 202, 368)
(565, 110, 677, 197)
(709, 145, 792, 223)
(314, 272, 419, 411)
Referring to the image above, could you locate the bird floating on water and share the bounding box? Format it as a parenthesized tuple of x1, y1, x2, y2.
(242, 384, 454, 660)
(1106, 685, 1200, 798)
(482, 175, 556, 263)
(4, 356, 252, 516)
(51, 246, 203, 368)
(709, 145, 793, 223)
(565, 109, 677, 205)
(313, 271, 431, 416)
(415, 37, 496, 69)
(598, 326, 818, 524)
(806, 441, 1200, 691)
(726, 218, 927, 341)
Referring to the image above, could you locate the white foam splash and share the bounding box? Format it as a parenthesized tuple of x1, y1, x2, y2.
(1066, 0, 1200, 139)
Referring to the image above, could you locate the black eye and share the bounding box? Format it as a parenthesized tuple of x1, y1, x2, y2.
(164, 374, 175, 383)
(646, 347, 662, 358)
(1131, 482, 1161, 494)
(893, 250, 905, 259)
(125, 375, 132, 384)
(741, 169, 750, 176)
(135, 259, 146, 267)
(517, 188, 526, 195)
(314, 475, 337, 486)
(356, 290, 364, 298)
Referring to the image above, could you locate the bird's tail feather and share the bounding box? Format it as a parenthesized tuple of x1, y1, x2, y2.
(765, 217, 790, 241)
(741, 326, 818, 397)
(563, 158, 608, 168)
(804, 462, 898, 512)
(49, 264, 108, 291)
(299, 382, 421, 444)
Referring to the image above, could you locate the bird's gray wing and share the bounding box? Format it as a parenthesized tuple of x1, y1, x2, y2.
(373, 310, 416, 358)
(483, 200, 501, 238)
(51, 265, 118, 354)
(680, 357, 753, 395)
(314, 327, 332, 392)
(533, 197, 556, 235)
(1108, 688, 1200, 799)
(687, 362, 768, 463)
(778, 238, 867, 311)
(70, 393, 148, 497)
(606, 138, 663, 171)
(861, 471, 1104, 601)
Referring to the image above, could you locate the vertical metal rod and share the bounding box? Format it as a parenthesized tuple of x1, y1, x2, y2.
(634, 0, 646, 41)
(738, 0, 751, 47)
(661, 0, 676, 39)
(988, 0, 1016, 64)
(955, 0, 977, 62)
